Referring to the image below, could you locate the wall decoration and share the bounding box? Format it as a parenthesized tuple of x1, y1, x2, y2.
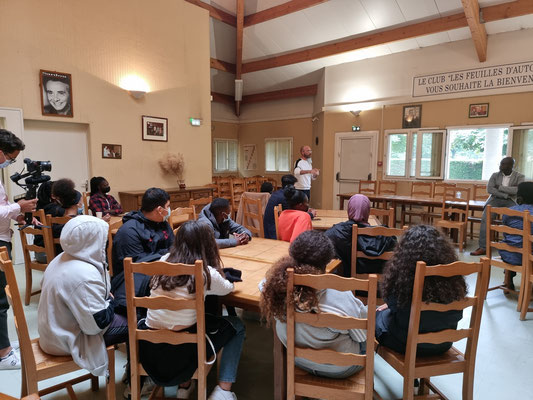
(40, 70, 73, 117)
(102, 144, 122, 159)
(243, 144, 257, 170)
(402, 105, 422, 129)
(468, 103, 489, 118)
(142, 115, 168, 142)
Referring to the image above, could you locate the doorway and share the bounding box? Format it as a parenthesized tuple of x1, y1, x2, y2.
(333, 131, 378, 210)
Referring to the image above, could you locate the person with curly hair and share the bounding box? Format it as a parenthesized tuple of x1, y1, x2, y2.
(89, 176, 123, 218)
(139, 221, 245, 400)
(261, 230, 367, 378)
(376, 225, 467, 356)
(277, 185, 313, 242)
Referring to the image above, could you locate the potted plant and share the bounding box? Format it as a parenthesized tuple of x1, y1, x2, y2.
(158, 153, 186, 188)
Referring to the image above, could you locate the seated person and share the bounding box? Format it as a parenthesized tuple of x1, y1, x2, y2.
(263, 174, 297, 239)
(325, 194, 397, 277)
(89, 176, 123, 217)
(198, 198, 251, 249)
(376, 225, 467, 356)
(112, 187, 174, 281)
(139, 221, 245, 400)
(260, 181, 273, 194)
(498, 182, 533, 290)
(38, 216, 128, 377)
(261, 231, 367, 379)
(278, 186, 312, 242)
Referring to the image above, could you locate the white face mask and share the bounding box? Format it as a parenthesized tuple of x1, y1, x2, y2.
(162, 206, 171, 222)
(0, 160, 10, 169)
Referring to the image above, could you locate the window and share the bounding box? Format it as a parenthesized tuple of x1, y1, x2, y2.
(265, 138, 292, 172)
(511, 126, 533, 179)
(213, 139, 238, 172)
(445, 126, 508, 180)
(385, 130, 445, 179)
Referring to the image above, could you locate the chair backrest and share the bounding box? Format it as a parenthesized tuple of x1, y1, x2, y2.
(473, 184, 489, 201)
(286, 269, 377, 400)
(266, 177, 278, 190)
(124, 257, 207, 400)
(189, 196, 212, 219)
(245, 177, 259, 192)
(216, 177, 232, 201)
(410, 181, 432, 198)
(170, 207, 195, 230)
(19, 209, 55, 266)
(273, 204, 282, 240)
(241, 196, 264, 238)
(378, 180, 397, 195)
(358, 180, 376, 195)
(403, 258, 490, 380)
(432, 182, 456, 199)
(440, 187, 470, 223)
(204, 183, 219, 198)
(369, 207, 395, 227)
(82, 192, 91, 215)
(107, 219, 123, 276)
(0, 248, 39, 380)
(231, 178, 246, 211)
(351, 225, 405, 278)
(45, 214, 73, 258)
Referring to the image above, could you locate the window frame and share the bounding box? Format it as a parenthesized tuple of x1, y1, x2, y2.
(264, 137, 293, 173)
(213, 138, 238, 173)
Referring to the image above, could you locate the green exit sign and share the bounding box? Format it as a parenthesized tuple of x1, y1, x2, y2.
(352, 126, 360, 132)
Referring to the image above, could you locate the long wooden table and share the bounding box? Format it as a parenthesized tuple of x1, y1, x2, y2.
(312, 209, 379, 230)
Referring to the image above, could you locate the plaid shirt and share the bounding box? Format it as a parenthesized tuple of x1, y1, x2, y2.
(89, 194, 123, 215)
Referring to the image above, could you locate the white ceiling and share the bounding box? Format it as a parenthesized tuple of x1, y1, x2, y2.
(205, 0, 531, 96)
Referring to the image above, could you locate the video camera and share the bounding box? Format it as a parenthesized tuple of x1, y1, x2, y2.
(11, 158, 52, 226)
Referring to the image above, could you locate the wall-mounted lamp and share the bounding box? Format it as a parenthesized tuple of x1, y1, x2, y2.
(235, 79, 243, 102)
(350, 110, 362, 117)
(119, 74, 150, 99)
(128, 90, 146, 99)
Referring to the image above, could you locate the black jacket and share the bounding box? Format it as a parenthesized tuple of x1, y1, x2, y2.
(325, 220, 397, 277)
(111, 211, 174, 281)
(263, 189, 289, 239)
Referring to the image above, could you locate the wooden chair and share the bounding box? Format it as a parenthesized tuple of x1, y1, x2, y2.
(402, 182, 433, 225)
(216, 177, 232, 203)
(244, 177, 259, 192)
(0, 248, 115, 400)
(107, 218, 123, 277)
(375, 258, 490, 400)
(273, 204, 282, 240)
(468, 184, 489, 239)
(486, 206, 529, 302)
(520, 213, 533, 320)
(170, 207, 195, 230)
(427, 183, 456, 224)
(358, 180, 376, 195)
(241, 196, 264, 238)
(82, 192, 91, 215)
(369, 207, 395, 228)
(18, 210, 55, 305)
(286, 268, 377, 400)
(44, 215, 73, 258)
(266, 177, 278, 190)
(230, 178, 246, 215)
(378, 180, 397, 195)
(189, 196, 212, 219)
(204, 183, 219, 198)
(124, 258, 210, 400)
(434, 187, 470, 252)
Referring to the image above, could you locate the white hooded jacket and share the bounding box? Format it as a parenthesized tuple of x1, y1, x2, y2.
(38, 216, 112, 376)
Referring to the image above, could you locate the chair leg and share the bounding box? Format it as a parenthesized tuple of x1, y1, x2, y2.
(419, 378, 430, 395)
(520, 279, 532, 320)
(25, 265, 32, 306)
(91, 375, 99, 391)
(403, 376, 415, 400)
(106, 347, 116, 400)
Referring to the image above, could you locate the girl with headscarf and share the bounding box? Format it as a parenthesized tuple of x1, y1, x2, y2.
(325, 194, 396, 277)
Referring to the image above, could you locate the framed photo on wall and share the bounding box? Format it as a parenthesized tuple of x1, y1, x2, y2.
(402, 105, 422, 129)
(40, 70, 73, 117)
(469, 103, 489, 118)
(142, 115, 168, 142)
(102, 144, 122, 159)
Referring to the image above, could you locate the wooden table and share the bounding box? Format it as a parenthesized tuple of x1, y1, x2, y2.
(312, 209, 379, 230)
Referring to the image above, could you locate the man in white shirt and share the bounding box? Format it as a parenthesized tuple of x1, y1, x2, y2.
(293, 145, 319, 201)
(0, 129, 38, 369)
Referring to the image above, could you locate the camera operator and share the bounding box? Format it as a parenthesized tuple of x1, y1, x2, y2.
(0, 129, 37, 370)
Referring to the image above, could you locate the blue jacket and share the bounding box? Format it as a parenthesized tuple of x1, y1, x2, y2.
(198, 204, 252, 248)
(499, 204, 533, 265)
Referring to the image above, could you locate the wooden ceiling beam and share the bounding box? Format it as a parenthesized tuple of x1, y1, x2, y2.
(244, 0, 329, 27)
(243, 84, 318, 103)
(184, 0, 236, 26)
(210, 58, 236, 74)
(242, 0, 533, 73)
(211, 92, 234, 105)
(461, 0, 487, 62)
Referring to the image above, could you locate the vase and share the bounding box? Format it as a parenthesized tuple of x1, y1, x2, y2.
(179, 180, 186, 189)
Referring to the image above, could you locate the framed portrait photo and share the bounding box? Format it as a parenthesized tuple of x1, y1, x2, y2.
(402, 105, 422, 129)
(142, 116, 168, 142)
(469, 103, 489, 118)
(102, 144, 122, 159)
(39, 70, 73, 117)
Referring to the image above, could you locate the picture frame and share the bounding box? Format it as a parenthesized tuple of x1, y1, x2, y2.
(469, 103, 489, 118)
(39, 69, 74, 117)
(102, 144, 122, 159)
(402, 105, 422, 129)
(142, 115, 168, 142)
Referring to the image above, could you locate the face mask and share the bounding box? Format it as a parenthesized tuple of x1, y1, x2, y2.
(222, 212, 230, 224)
(77, 207, 84, 215)
(162, 207, 171, 222)
(103, 186, 111, 194)
(0, 161, 10, 169)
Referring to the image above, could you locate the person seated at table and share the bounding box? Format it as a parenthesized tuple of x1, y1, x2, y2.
(376, 225, 467, 356)
(89, 176, 123, 217)
(139, 220, 245, 400)
(260, 181, 273, 194)
(261, 230, 367, 379)
(38, 216, 128, 377)
(325, 194, 397, 277)
(278, 186, 312, 242)
(112, 187, 174, 281)
(498, 182, 533, 291)
(198, 198, 252, 249)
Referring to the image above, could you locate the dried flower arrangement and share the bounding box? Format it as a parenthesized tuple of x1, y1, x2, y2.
(158, 153, 185, 187)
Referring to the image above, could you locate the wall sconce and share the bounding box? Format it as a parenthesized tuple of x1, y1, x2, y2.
(119, 74, 150, 99)
(235, 79, 243, 102)
(128, 90, 146, 99)
(350, 110, 362, 117)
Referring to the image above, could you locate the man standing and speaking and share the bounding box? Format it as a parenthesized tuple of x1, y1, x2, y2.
(294, 145, 319, 201)
(0, 129, 38, 369)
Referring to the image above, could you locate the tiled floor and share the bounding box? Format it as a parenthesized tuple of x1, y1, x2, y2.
(1, 240, 532, 399)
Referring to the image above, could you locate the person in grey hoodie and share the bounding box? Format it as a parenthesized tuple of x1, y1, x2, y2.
(38, 216, 128, 377)
(198, 198, 252, 249)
